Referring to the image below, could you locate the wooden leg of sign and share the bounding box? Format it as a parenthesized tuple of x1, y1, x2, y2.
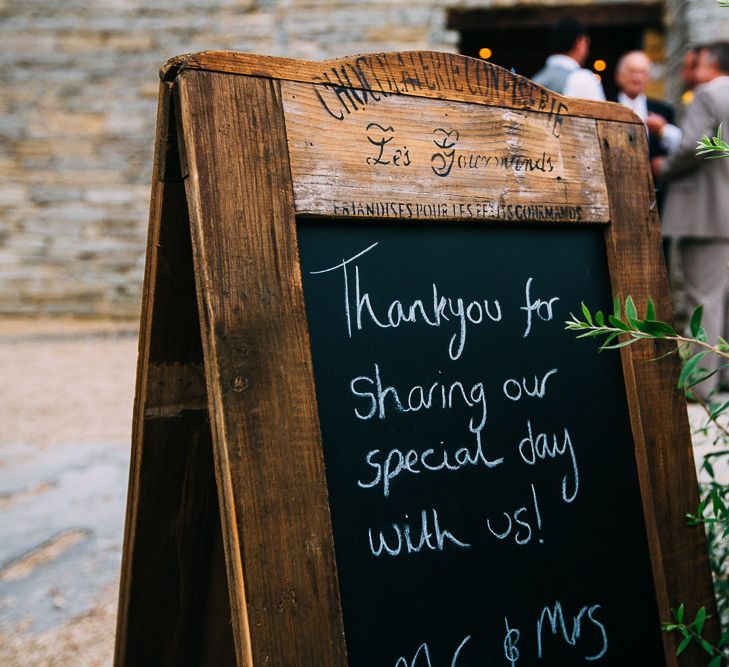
(114, 83, 236, 666)
(599, 119, 719, 666)
(174, 70, 347, 666)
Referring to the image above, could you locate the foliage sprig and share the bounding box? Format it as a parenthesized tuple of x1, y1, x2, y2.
(663, 605, 729, 665)
(698, 124, 729, 159)
(567, 297, 729, 664)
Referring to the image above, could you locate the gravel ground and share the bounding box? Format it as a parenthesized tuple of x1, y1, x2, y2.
(0, 317, 725, 666)
(0, 318, 137, 667)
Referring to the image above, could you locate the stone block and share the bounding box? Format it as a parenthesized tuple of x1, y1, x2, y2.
(0, 33, 57, 55)
(41, 203, 106, 226)
(83, 188, 135, 205)
(57, 33, 108, 53)
(4, 235, 46, 252)
(364, 25, 430, 42)
(107, 34, 155, 53)
(0, 185, 28, 207)
(210, 12, 276, 37)
(0, 116, 28, 141)
(29, 187, 84, 205)
(28, 113, 106, 139)
(104, 112, 147, 135)
(0, 303, 39, 315)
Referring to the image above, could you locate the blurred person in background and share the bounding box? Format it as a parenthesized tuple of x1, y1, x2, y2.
(612, 51, 676, 216)
(646, 45, 705, 154)
(533, 17, 605, 100)
(652, 41, 729, 397)
(680, 45, 703, 106)
(613, 51, 676, 164)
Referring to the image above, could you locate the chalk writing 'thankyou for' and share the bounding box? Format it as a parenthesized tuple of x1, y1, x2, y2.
(309, 243, 503, 360)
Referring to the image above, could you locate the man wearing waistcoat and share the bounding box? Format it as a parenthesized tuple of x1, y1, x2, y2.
(653, 42, 729, 396)
(611, 50, 676, 234)
(532, 17, 605, 100)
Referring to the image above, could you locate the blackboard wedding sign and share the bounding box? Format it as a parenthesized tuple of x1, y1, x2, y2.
(114, 51, 717, 666)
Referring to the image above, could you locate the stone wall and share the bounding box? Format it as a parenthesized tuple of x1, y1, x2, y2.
(1, 0, 727, 317)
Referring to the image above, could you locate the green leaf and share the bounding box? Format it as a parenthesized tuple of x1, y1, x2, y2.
(694, 606, 707, 634)
(602, 331, 621, 347)
(595, 310, 605, 326)
(608, 315, 630, 331)
(708, 655, 722, 667)
(689, 305, 707, 341)
(613, 295, 621, 319)
(581, 302, 593, 326)
(646, 298, 656, 320)
(625, 295, 638, 320)
(712, 489, 723, 514)
(709, 399, 729, 421)
(601, 337, 639, 350)
(640, 319, 678, 337)
(676, 634, 692, 655)
(700, 638, 715, 655)
(698, 496, 710, 518)
(575, 330, 604, 339)
(686, 366, 723, 389)
(679, 351, 709, 388)
(625, 296, 641, 329)
(677, 603, 685, 623)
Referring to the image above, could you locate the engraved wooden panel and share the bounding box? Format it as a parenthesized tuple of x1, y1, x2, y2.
(161, 50, 638, 125)
(283, 81, 609, 222)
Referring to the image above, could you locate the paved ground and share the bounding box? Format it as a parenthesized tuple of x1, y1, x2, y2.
(0, 319, 137, 666)
(0, 317, 726, 665)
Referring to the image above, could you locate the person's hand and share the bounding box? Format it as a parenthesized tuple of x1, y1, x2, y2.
(646, 112, 667, 136)
(651, 156, 665, 176)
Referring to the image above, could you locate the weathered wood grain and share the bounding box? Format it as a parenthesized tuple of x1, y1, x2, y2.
(117, 50, 718, 667)
(283, 80, 609, 222)
(160, 50, 639, 125)
(115, 82, 235, 666)
(599, 119, 719, 666)
(176, 70, 347, 666)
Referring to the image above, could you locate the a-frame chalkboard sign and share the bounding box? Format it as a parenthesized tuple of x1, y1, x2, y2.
(115, 51, 717, 666)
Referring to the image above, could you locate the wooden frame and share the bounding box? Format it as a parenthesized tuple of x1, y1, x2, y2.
(115, 51, 717, 666)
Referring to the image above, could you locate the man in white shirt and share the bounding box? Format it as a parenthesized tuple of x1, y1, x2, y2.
(614, 51, 678, 144)
(612, 50, 677, 218)
(532, 17, 605, 100)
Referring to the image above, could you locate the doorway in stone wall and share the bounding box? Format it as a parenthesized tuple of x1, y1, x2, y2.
(449, 3, 665, 101)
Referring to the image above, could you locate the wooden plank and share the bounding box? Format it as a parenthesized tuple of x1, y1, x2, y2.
(283, 80, 609, 222)
(598, 119, 719, 665)
(160, 50, 639, 125)
(117, 54, 717, 666)
(115, 83, 235, 666)
(175, 70, 347, 666)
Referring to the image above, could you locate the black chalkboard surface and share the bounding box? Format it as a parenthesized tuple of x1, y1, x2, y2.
(298, 220, 665, 666)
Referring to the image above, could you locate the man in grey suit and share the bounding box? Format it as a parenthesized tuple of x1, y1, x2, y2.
(653, 41, 729, 395)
